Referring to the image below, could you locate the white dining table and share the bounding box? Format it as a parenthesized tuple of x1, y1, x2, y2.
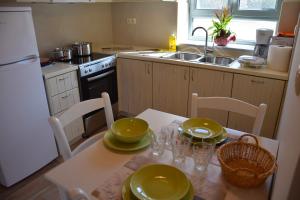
(45, 108, 279, 200)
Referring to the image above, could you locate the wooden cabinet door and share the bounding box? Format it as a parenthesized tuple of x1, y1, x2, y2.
(188, 68, 233, 126)
(117, 58, 153, 115)
(117, 58, 130, 113)
(228, 74, 285, 138)
(153, 63, 189, 116)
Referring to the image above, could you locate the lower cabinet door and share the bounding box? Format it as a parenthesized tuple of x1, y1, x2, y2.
(153, 63, 190, 116)
(117, 58, 153, 115)
(228, 74, 285, 138)
(188, 68, 233, 126)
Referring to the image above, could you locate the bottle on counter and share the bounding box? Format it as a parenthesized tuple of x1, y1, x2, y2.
(169, 33, 177, 52)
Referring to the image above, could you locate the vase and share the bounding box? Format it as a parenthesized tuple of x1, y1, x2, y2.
(214, 37, 229, 46)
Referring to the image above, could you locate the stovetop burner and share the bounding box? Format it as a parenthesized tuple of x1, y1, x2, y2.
(65, 53, 113, 65)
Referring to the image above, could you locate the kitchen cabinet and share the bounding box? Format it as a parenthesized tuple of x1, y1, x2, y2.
(52, 0, 91, 2)
(17, 0, 51, 2)
(188, 68, 233, 126)
(228, 74, 285, 138)
(117, 58, 153, 116)
(153, 63, 190, 116)
(43, 64, 84, 144)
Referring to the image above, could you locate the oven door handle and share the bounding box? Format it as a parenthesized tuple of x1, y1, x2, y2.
(87, 70, 115, 82)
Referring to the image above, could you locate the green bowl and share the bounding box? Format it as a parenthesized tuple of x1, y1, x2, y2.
(182, 118, 223, 139)
(111, 118, 149, 143)
(130, 164, 190, 200)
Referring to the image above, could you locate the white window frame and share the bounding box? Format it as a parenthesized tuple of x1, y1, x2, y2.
(189, 0, 283, 45)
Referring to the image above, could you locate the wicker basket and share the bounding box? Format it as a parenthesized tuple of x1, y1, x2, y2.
(217, 134, 277, 188)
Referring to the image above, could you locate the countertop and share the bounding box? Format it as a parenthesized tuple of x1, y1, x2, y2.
(42, 62, 78, 79)
(117, 52, 289, 81)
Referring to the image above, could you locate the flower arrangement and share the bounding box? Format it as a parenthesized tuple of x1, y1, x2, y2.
(208, 7, 236, 46)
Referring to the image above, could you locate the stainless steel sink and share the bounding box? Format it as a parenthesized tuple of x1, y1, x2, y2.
(162, 52, 202, 61)
(198, 56, 235, 66)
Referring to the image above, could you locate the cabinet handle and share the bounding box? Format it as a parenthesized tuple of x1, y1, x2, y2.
(58, 78, 65, 81)
(251, 80, 264, 84)
(184, 70, 188, 80)
(147, 65, 151, 75)
(61, 95, 69, 99)
(191, 70, 194, 81)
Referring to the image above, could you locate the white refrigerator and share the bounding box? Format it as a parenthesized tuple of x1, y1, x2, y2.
(0, 7, 58, 187)
(271, 18, 300, 199)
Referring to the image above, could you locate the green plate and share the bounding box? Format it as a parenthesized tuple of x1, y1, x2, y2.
(130, 164, 190, 200)
(122, 174, 194, 200)
(103, 129, 152, 152)
(182, 118, 223, 139)
(179, 127, 228, 145)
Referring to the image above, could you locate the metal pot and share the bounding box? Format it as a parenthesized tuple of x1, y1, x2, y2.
(50, 47, 72, 61)
(81, 42, 92, 56)
(50, 48, 64, 60)
(72, 42, 92, 56)
(61, 48, 72, 61)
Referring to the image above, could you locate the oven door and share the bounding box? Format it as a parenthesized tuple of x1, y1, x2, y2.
(81, 68, 118, 103)
(80, 67, 118, 137)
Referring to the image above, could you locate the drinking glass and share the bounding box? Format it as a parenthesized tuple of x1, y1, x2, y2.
(150, 133, 167, 158)
(160, 126, 175, 148)
(192, 142, 215, 174)
(171, 135, 191, 167)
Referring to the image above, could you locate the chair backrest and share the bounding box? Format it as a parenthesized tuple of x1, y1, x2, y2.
(191, 93, 267, 135)
(48, 92, 114, 160)
(68, 188, 90, 200)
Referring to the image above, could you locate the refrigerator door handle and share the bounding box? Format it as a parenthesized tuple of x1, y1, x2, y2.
(0, 55, 38, 67)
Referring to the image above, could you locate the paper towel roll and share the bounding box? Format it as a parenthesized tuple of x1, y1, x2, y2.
(267, 45, 292, 72)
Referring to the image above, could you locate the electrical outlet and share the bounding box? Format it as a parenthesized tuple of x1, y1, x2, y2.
(126, 18, 131, 24)
(126, 18, 137, 25)
(132, 18, 136, 24)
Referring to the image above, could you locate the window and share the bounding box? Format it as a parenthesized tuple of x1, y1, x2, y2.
(189, 0, 283, 45)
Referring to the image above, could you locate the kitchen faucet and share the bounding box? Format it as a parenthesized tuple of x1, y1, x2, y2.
(192, 27, 209, 58)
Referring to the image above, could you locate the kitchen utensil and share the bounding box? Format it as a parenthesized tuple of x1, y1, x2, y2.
(182, 118, 223, 139)
(192, 141, 215, 174)
(81, 42, 92, 56)
(150, 132, 166, 158)
(111, 118, 149, 143)
(72, 42, 83, 56)
(122, 174, 194, 200)
(130, 164, 190, 200)
(217, 134, 277, 188)
(238, 55, 265, 68)
(103, 130, 152, 152)
(256, 29, 273, 44)
(61, 47, 72, 61)
(50, 48, 64, 61)
(171, 140, 188, 167)
(72, 42, 92, 56)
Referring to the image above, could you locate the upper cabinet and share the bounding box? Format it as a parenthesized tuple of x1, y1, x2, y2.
(16, 0, 167, 2)
(17, 0, 51, 2)
(53, 0, 91, 2)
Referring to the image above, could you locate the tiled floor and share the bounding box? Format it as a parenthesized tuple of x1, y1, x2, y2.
(0, 158, 62, 200)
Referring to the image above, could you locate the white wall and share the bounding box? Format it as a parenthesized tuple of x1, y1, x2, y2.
(0, 2, 113, 57)
(112, 2, 177, 49)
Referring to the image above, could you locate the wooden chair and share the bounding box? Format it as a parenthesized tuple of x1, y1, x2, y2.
(191, 93, 267, 135)
(49, 92, 114, 161)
